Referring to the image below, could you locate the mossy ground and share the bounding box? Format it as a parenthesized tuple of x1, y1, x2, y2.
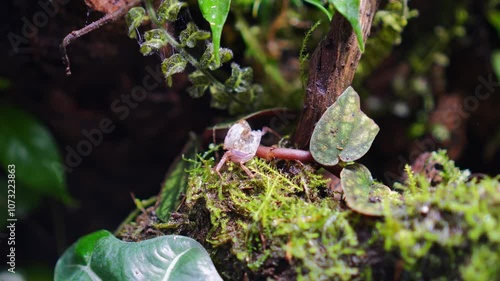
(119, 150, 500, 280)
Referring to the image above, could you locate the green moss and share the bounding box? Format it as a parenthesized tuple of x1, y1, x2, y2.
(158, 149, 499, 279)
(377, 151, 500, 280)
(182, 155, 366, 280)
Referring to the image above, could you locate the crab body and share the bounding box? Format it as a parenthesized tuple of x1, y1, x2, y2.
(215, 120, 264, 177)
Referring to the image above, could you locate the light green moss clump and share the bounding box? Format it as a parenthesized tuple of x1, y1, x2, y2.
(377, 151, 500, 280)
(185, 156, 365, 280)
(177, 150, 499, 280)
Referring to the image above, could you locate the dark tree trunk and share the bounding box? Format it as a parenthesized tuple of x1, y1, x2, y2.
(293, 0, 380, 149)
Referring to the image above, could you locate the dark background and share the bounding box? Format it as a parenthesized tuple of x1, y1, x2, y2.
(1, 0, 499, 278)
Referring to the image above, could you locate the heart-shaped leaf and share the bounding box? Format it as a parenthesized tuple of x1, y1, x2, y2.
(310, 86, 379, 166)
(55, 230, 223, 281)
(341, 163, 400, 216)
(0, 103, 73, 204)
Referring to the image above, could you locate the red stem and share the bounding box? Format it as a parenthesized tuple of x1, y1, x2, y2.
(256, 145, 314, 162)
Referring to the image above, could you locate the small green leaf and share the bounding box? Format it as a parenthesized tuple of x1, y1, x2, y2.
(200, 44, 233, 70)
(156, 133, 199, 222)
(157, 0, 188, 23)
(0, 103, 73, 204)
(140, 29, 169, 56)
(187, 71, 211, 98)
(328, 0, 364, 52)
(161, 54, 188, 87)
(179, 22, 211, 48)
(125, 7, 147, 39)
(198, 0, 231, 66)
(225, 63, 253, 93)
(210, 85, 231, 110)
(341, 163, 400, 216)
(310, 86, 379, 166)
(55, 230, 223, 281)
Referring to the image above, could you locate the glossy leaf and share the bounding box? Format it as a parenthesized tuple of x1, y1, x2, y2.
(198, 0, 231, 66)
(200, 44, 233, 70)
(55, 230, 222, 281)
(140, 29, 169, 56)
(0, 103, 72, 204)
(328, 0, 364, 52)
(179, 22, 211, 48)
(125, 7, 146, 39)
(157, 0, 188, 23)
(341, 163, 400, 216)
(161, 54, 188, 87)
(156, 133, 199, 222)
(310, 86, 379, 166)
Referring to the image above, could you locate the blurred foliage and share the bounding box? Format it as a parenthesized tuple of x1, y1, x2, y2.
(0, 102, 74, 230)
(378, 151, 500, 280)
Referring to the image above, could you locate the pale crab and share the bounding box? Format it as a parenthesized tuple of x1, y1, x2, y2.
(214, 120, 269, 178)
(214, 120, 315, 178)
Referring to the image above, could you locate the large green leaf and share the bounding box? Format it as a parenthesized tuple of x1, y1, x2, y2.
(55, 230, 223, 281)
(341, 163, 400, 216)
(309, 86, 379, 166)
(198, 0, 231, 67)
(0, 103, 72, 204)
(156, 133, 199, 222)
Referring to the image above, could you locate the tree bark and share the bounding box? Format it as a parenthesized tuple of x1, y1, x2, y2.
(293, 0, 379, 149)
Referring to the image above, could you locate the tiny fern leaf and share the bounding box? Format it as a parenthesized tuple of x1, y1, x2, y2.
(225, 63, 253, 93)
(200, 44, 233, 70)
(140, 29, 169, 56)
(187, 70, 211, 98)
(125, 7, 146, 39)
(179, 22, 211, 48)
(157, 0, 188, 23)
(162, 54, 188, 87)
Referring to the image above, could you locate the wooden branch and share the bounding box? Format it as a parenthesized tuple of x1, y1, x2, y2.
(60, 0, 141, 75)
(293, 0, 379, 149)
